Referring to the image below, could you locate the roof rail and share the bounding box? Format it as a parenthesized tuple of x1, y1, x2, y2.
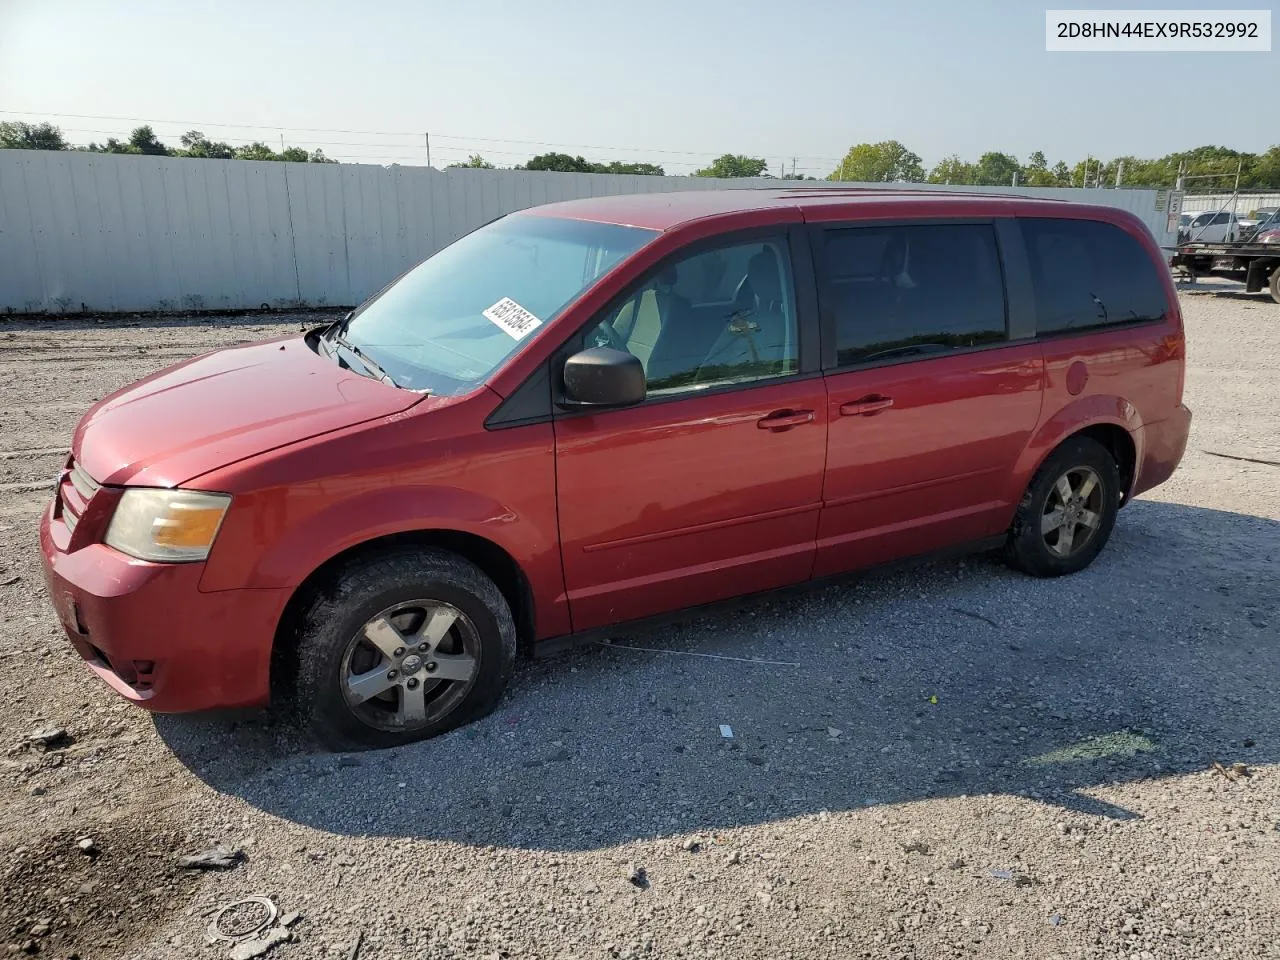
(778, 187, 1069, 203)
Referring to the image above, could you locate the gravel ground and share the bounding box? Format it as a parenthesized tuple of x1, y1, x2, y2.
(0, 287, 1277, 960)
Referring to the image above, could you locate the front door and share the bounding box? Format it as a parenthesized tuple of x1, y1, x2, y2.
(811, 220, 1044, 577)
(554, 233, 827, 632)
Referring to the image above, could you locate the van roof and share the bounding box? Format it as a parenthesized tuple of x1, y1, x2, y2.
(519, 187, 1078, 232)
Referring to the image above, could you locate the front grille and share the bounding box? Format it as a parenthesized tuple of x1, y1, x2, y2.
(59, 459, 100, 535)
(69, 462, 99, 501)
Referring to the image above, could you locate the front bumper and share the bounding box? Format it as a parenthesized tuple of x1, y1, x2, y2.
(39, 500, 286, 713)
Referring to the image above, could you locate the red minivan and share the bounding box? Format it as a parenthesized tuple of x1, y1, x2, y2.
(40, 190, 1191, 749)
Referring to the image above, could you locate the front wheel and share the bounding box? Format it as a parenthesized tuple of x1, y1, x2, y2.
(1004, 437, 1121, 578)
(1269, 263, 1280, 305)
(292, 548, 516, 750)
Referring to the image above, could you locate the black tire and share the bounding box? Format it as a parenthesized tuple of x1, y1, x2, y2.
(1269, 263, 1280, 305)
(1004, 436, 1120, 578)
(292, 547, 516, 750)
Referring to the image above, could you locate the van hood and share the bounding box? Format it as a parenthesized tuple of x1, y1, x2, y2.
(73, 336, 423, 487)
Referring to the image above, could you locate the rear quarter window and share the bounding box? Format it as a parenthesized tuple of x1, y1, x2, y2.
(1021, 218, 1167, 336)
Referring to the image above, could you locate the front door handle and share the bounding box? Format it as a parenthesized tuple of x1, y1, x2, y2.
(757, 409, 814, 431)
(839, 395, 894, 417)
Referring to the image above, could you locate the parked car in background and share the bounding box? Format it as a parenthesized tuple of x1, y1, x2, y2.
(41, 190, 1192, 749)
(1241, 207, 1280, 241)
(1238, 205, 1277, 229)
(1178, 210, 1240, 244)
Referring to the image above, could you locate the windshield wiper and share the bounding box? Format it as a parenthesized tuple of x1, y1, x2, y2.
(326, 329, 397, 387)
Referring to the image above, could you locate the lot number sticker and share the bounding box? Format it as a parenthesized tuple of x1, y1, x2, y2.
(483, 297, 543, 340)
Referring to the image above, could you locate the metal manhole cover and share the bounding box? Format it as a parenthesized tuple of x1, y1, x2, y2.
(208, 896, 278, 942)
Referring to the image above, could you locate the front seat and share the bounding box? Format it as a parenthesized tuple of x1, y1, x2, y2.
(696, 247, 791, 382)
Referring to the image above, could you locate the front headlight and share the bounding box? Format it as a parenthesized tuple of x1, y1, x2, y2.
(104, 489, 231, 562)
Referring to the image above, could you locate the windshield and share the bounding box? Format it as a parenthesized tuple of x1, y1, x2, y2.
(339, 215, 656, 393)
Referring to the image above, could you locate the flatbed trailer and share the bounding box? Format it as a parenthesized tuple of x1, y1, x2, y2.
(1171, 241, 1280, 304)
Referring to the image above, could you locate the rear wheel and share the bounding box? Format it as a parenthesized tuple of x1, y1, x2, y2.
(292, 548, 516, 750)
(1269, 263, 1280, 305)
(1004, 437, 1120, 578)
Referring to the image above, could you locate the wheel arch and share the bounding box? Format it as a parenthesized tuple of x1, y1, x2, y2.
(1016, 395, 1143, 507)
(271, 528, 537, 700)
(1072, 423, 1137, 504)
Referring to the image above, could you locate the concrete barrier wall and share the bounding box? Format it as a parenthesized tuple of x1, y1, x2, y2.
(0, 149, 1177, 314)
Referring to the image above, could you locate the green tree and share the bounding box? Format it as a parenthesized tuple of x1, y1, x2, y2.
(1020, 151, 1059, 186)
(601, 160, 664, 176)
(128, 125, 170, 156)
(694, 154, 768, 178)
(973, 151, 1020, 186)
(829, 141, 924, 182)
(1252, 145, 1280, 189)
(927, 155, 977, 184)
(449, 153, 495, 169)
(308, 149, 335, 164)
(0, 121, 68, 150)
(180, 130, 230, 158)
(278, 146, 311, 162)
(524, 152, 597, 173)
(234, 142, 279, 161)
(179, 130, 235, 159)
(87, 137, 139, 154)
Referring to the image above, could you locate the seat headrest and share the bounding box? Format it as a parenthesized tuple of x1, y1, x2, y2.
(747, 248, 783, 307)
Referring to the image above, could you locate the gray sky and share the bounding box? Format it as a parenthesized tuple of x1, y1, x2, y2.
(1, 0, 1275, 177)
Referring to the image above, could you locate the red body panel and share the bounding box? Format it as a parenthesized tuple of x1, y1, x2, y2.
(40, 502, 284, 710)
(74, 337, 420, 487)
(37, 189, 1191, 715)
(816, 343, 1044, 577)
(554, 378, 827, 631)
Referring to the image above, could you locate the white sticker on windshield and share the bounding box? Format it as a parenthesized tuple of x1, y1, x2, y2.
(483, 297, 543, 340)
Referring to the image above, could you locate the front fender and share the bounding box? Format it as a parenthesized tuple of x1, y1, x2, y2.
(1010, 394, 1145, 500)
(202, 483, 538, 593)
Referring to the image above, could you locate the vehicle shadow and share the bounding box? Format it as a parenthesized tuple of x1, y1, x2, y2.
(155, 499, 1279, 852)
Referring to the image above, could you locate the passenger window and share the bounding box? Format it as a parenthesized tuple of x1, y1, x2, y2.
(1021, 218, 1166, 335)
(821, 223, 1007, 367)
(587, 238, 799, 395)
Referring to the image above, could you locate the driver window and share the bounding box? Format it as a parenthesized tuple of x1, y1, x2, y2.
(587, 237, 799, 396)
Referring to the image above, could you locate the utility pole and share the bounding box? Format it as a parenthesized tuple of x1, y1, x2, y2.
(1229, 158, 1242, 236)
(791, 156, 797, 180)
(1115, 160, 1124, 188)
(425, 132, 431, 167)
(280, 132, 285, 153)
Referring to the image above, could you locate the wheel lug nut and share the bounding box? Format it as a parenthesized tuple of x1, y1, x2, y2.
(419, 643, 430, 653)
(425, 661, 437, 673)
(387, 669, 398, 680)
(406, 678, 419, 689)
(393, 647, 405, 657)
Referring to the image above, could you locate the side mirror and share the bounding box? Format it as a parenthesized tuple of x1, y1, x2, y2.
(561, 347, 646, 408)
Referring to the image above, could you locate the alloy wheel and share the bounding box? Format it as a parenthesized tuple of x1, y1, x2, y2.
(339, 599, 480, 732)
(1040, 465, 1105, 558)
